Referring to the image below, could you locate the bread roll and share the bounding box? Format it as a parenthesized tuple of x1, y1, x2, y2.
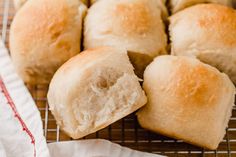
(10, 0, 87, 84)
(14, 0, 89, 10)
(169, 0, 232, 13)
(137, 55, 235, 150)
(170, 4, 236, 84)
(84, 0, 168, 78)
(47, 47, 147, 139)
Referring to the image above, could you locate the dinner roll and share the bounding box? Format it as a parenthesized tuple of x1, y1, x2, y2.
(137, 55, 235, 150)
(170, 4, 236, 84)
(84, 0, 168, 78)
(10, 0, 87, 84)
(13, 0, 89, 10)
(169, 0, 232, 13)
(47, 47, 147, 139)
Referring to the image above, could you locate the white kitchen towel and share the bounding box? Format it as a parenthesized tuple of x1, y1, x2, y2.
(48, 139, 163, 157)
(0, 40, 50, 157)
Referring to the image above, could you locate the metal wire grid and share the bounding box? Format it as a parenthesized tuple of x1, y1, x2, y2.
(1, 0, 236, 156)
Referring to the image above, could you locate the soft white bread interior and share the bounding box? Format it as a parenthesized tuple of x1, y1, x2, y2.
(10, 0, 87, 84)
(84, 0, 168, 78)
(137, 55, 235, 150)
(170, 4, 236, 84)
(169, 0, 232, 13)
(47, 47, 147, 139)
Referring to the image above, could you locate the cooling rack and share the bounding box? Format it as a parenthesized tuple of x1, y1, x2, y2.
(1, 0, 236, 156)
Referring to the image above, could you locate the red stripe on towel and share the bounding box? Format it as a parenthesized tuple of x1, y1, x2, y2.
(0, 76, 36, 157)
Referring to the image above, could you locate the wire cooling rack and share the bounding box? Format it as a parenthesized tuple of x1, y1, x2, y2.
(1, 0, 236, 156)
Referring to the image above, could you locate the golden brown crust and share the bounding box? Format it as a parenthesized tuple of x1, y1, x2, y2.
(170, 59, 220, 107)
(10, 0, 87, 84)
(84, 0, 167, 56)
(112, 2, 151, 35)
(170, 4, 236, 47)
(187, 4, 236, 46)
(58, 47, 116, 73)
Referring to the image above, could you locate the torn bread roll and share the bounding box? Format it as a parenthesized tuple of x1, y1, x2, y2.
(10, 0, 87, 84)
(137, 55, 235, 150)
(84, 0, 168, 78)
(170, 4, 236, 84)
(169, 0, 232, 13)
(47, 47, 147, 139)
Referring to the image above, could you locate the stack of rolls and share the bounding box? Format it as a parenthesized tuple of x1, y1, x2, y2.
(10, 0, 236, 151)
